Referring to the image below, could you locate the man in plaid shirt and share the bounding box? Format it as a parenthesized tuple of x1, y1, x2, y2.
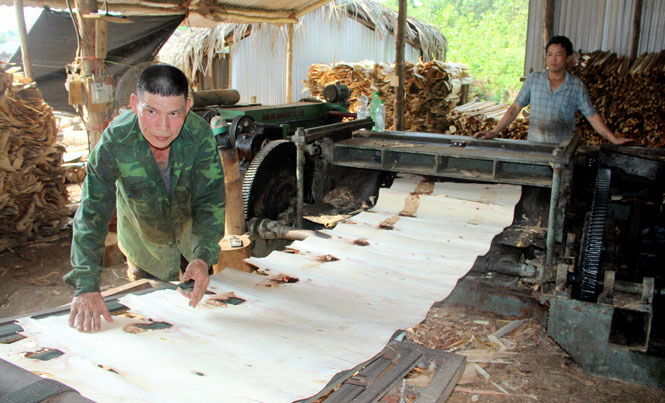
(475, 36, 632, 145)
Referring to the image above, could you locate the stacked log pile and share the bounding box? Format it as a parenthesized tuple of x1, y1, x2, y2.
(571, 50, 665, 147)
(0, 67, 69, 252)
(445, 101, 528, 140)
(305, 60, 471, 132)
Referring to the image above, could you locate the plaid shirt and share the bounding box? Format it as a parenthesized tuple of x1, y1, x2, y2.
(515, 71, 596, 143)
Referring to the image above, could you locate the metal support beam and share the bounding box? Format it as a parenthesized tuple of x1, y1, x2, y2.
(546, 163, 562, 267)
(294, 127, 305, 228)
(303, 118, 373, 143)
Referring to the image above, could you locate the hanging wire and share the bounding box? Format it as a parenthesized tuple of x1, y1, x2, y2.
(65, 0, 81, 60)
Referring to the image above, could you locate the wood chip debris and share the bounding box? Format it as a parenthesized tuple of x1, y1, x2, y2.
(0, 67, 69, 253)
(454, 386, 539, 400)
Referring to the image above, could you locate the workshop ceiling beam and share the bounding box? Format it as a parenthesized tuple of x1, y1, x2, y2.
(1, 0, 332, 24)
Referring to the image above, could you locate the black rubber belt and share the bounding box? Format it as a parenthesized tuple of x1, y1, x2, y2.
(0, 378, 77, 403)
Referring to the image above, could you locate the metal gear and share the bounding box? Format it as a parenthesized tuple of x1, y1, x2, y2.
(241, 140, 297, 220)
(229, 115, 255, 148)
(574, 168, 612, 302)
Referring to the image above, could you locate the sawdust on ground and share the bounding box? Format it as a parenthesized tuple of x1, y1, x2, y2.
(401, 303, 665, 402)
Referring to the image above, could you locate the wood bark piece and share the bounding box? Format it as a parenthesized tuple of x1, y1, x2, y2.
(304, 60, 471, 133)
(0, 67, 69, 253)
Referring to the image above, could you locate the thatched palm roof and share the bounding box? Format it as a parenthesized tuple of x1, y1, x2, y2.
(159, 0, 447, 82)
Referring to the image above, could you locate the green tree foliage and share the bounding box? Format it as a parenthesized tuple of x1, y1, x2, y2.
(381, 0, 528, 103)
(0, 31, 16, 43)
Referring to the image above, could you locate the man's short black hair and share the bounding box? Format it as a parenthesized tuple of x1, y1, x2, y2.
(546, 35, 573, 56)
(137, 64, 189, 101)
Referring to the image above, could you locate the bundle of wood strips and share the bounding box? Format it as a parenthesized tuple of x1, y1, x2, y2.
(304, 60, 471, 132)
(571, 50, 665, 147)
(445, 100, 528, 140)
(0, 67, 69, 252)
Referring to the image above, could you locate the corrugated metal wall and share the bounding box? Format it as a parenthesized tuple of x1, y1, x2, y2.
(525, 0, 665, 75)
(640, 0, 665, 54)
(231, 8, 421, 105)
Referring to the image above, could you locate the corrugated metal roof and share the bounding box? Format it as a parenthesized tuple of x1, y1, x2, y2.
(0, 176, 522, 401)
(525, 0, 665, 75)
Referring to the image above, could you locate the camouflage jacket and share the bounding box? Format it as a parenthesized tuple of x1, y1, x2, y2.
(65, 110, 226, 295)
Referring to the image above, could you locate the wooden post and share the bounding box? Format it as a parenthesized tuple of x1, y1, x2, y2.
(95, 19, 108, 61)
(394, 0, 407, 131)
(227, 53, 233, 90)
(286, 22, 294, 103)
(75, 0, 106, 148)
(630, 0, 643, 61)
(220, 149, 245, 236)
(213, 146, 251, 273)
(543, 0, 555, 48)
(14, 0, 34, 80)
(211, 55, 217, 89)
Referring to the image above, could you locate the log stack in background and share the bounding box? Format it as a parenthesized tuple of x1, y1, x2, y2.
(571, 50, 665, 147)
(0, 67, 69, 252)
(445, 100, 528, 140)
(305, 60, 471, 132)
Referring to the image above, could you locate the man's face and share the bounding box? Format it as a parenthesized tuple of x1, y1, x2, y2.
(130, 92, 191, 150)
(546, 43, 569, 73)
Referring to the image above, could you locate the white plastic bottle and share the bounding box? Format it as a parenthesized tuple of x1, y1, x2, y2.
(369, 92, 382, 131)
(375, 100, 386, 131)
(357, 92, 370, 120)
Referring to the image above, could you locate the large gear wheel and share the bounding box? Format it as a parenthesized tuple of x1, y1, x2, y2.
(574, 168, 612, 302)
(242, 140, 297, 220)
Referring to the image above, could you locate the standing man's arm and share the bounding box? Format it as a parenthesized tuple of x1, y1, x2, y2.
(474, 101, 523, 139)
(577, 78, 633, 146)
(475, 74, 533, 140)
(65, 142, 118, 332)
(585, 113, 634, 145)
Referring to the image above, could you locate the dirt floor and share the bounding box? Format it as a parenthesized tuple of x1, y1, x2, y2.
(2, 115, 664, 401)
(0, 231, 130, 319)
(0, 113, 131, 319)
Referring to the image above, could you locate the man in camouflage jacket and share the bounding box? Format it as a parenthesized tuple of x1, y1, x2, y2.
(65, 65, 226, 332)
